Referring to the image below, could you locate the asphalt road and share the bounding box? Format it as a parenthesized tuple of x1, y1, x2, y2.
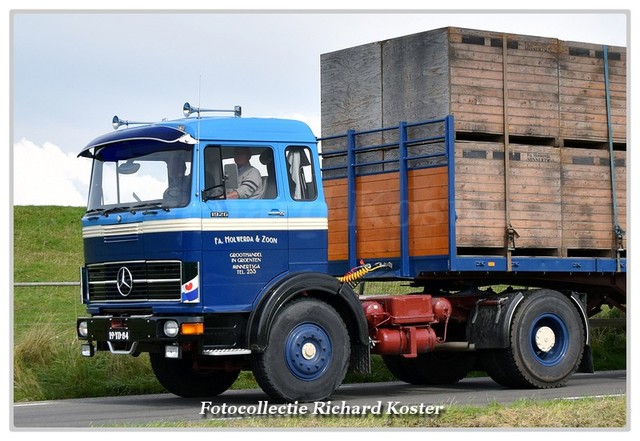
(13, 370, 626, 428)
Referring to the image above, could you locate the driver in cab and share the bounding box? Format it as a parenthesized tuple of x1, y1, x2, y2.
(226, 149, 264, 199)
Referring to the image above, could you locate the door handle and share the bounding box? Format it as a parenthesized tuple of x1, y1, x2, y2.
(268, 210, 285, 216)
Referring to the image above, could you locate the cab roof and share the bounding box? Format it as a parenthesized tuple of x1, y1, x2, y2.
(79, 116, 317, 158)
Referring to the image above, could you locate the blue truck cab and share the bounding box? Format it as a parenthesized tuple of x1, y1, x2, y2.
(76, 105, 368, 401)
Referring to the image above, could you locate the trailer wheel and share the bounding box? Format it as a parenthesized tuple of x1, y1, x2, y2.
(382, 351, 476, 385)
(251, 298, 350, 402)
(479, 290, 584, 388)
(149, 352, 240, 397)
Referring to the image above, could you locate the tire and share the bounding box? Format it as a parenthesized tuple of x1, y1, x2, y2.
(383, 351, 476, 385)
(251, 299, 350, 402)
(479, 290, 585, 389)
(149, 352, 240, 398)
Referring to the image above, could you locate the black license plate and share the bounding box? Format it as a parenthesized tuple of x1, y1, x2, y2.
(108, 329, 130, 341)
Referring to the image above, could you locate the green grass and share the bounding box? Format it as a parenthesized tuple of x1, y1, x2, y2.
(13, 206, 86, 282)
(12, 205, 627, 406)
(14, 323, 165, 401)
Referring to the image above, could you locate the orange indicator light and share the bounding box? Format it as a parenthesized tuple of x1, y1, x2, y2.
(180, 322, 204, 335)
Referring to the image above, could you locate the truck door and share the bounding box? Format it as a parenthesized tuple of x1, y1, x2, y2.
(284, 145, 329, 273)
(200, 145, 289, 311)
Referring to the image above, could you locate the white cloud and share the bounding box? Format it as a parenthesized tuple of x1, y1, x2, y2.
(13, 138, 92, 206)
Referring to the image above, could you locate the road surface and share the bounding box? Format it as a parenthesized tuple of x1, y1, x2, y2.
(13, 370, 626, 428)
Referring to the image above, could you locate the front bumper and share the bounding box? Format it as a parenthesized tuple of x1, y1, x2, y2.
(77, 315, 205, 355)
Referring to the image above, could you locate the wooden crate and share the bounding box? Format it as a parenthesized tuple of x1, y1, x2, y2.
(321, 26, 627, 144)
(447, 28, 560, 139)
(558, 40, 627, 144)
(453, 141, 625, 257)
(324, 140, 625, 261)
(560, 148, 627, 254)
(455, 141, 562, 255)
(321, 41, 382, 134)
(321, 27, 627, 263)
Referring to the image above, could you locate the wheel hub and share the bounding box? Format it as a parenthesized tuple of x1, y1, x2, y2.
(534, 325, 556, 352)
(301, 342, 317, 360)
(528, 312, 570, 367)
(284, 323, 333, 381)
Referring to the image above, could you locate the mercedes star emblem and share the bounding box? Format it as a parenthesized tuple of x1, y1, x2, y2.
(116, 266, 133, 297)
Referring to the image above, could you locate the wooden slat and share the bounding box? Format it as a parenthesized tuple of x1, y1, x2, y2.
(408, 168, 449, 256)
(326, 167, 450, 261)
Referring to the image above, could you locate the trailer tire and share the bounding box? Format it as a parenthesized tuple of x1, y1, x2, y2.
(149, 353, 240, 398)
(251, 298, 350, 402)
(479, 290, 584, 389)
(382, 352, 476, 385)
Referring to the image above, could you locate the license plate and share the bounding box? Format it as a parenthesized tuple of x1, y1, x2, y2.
(108, 329, 130, 341)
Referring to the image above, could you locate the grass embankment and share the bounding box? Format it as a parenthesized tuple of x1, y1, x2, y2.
(13, 206, 627, 422)
(13, 206, 166, 400)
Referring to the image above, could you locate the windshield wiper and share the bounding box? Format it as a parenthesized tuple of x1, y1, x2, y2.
(101, 206, 134, 216)
(133, 202, 161, 209)
(85, 208, 106, 215)
(84, 208, 106, 220)
(85, 203, 169, 218)
(132, 202, 170, 212)
(84, 207, 130, 218)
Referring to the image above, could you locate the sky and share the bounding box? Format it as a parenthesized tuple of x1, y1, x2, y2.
(8, 5, 632, 207)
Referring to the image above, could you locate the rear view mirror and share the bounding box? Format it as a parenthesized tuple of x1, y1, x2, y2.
(118, 160, 140, 175)
(224, 163, 239, 190)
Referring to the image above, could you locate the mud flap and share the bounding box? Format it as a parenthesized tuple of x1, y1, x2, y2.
(578, 344, 594, 373)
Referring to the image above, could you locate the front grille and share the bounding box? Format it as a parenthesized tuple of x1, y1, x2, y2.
(87, 260, 182, 302)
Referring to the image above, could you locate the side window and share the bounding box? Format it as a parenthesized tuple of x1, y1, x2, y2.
(203, 146, 277, 200)
(203, 146, 224, 200)
(286, 146, 317, 201)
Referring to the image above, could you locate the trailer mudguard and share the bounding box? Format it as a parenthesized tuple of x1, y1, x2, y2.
(467, 290, 591, 354)
(466, 291, 525, 349)
(247, 272, 369, 353)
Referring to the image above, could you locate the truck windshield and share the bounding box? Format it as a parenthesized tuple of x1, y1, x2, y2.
(86, 148, 193, 212)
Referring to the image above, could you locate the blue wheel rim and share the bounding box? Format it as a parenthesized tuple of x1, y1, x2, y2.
(284, 322, 333, 381)
(528, 313, 570, 367)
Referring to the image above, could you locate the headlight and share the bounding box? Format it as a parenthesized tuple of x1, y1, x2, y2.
(78, 321, 88, 338)
(163, 320, 179, 338)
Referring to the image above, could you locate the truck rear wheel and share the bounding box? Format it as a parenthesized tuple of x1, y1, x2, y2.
(149, 352, 240, 398)
(383, 351, 476, 385)
(479, 290, 585, 388)
(251, 298, 350, 402)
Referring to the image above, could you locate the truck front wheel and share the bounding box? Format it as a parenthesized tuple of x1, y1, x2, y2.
(251, 298, 350, 402)
(149, 352, 240, 398)
(479, 290, 585, 388)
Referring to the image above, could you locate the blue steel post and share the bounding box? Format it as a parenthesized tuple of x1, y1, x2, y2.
(445, 115, 457, 269)
(347, 129, 358, 270)
(398, 122, 410, 277)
